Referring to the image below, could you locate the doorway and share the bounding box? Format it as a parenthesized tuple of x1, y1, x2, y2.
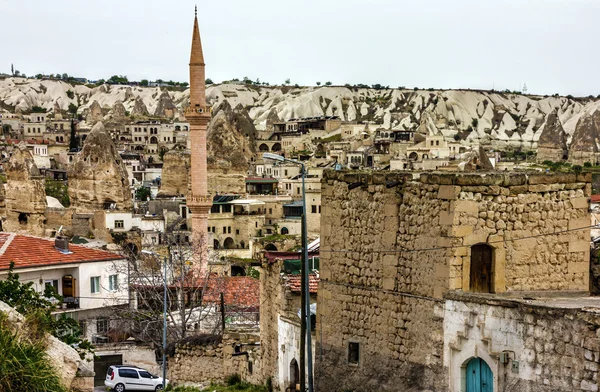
(289, 358, 299, 391)
(470, 244, 493, 293)
(94, 354, 122, 386)
(466, 357, 493, 392)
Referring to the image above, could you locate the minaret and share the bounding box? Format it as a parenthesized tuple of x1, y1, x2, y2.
(185, 6, 212, 272)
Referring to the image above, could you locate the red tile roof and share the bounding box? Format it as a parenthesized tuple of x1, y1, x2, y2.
(591, 195, 600, 203)
(202, 276, 260, 308)
(0, 233, 123, 271)
(285, 274, 319, 294)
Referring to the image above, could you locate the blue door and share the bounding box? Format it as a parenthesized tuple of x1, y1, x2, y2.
(466, 358, 493, 392)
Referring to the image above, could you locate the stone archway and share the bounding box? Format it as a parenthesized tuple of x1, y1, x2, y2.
(213, 239, 220, 249)
(259, 143, 269, 152)
(289, 358, 299, 391)
(408, 152, 418, 161)
(223, 237, 235, 249)
(272, 143, 282, 152)
(265, 243, 278, 251)
(465, 357, 493, 392)
(281, 227, 289, 235)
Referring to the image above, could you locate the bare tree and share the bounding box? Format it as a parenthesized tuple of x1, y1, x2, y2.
(107, 219, 226, 349)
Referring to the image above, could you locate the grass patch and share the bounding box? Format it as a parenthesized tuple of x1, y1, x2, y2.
(169, 381, 269, 392)
(316, 134, 342, 143)
(262, 234, 296, 242)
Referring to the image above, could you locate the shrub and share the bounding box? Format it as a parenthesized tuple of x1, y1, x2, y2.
(573, 165, 583, 174)
(66, 90, 74, 99)
(584, 162, 592, 168)
(471, 118, 478, 127)
(226, 374, 242, 386)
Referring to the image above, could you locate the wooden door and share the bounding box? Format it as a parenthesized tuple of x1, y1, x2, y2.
(466, 357, 493, 392)
(470, 244, 493, 293)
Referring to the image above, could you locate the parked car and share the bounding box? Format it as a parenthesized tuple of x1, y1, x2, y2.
(105, 365, 168, 391)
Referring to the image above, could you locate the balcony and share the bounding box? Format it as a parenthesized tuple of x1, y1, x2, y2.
(62, 296, 80, 309)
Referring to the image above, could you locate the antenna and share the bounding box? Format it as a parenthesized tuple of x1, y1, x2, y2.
(522, 82, 528, 95)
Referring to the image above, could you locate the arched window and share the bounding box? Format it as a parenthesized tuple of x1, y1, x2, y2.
(470, 244, 493, 293)
(213, 239, 220, 249)
(224, 237, 235, 249)
(259, 143, 269, 152)
(281, 227, 289, 235)
(265, 243, 278, 251)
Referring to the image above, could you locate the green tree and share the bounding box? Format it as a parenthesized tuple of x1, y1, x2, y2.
(140, 79, 149, 87)
(316, 81, 321, 86)
(325, 81, 332, 86)
(68, 103, 78, 115)
(135, 186, 152, 201)
(31, 106, 47, 113)
(205, 78, 214, 85)
(69, 119, 79, 151)
(0, 263, 93, 359)
(45, 178, 70, 207)
(35, 73, 43, 79)
(584, 162, 593, 168)
(284, 78, 291, 85)
(108, 75, 128, 84)
(66, 90, 74, 99)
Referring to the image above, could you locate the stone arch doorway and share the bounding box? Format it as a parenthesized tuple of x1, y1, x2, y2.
(265, 243, 278, 251)
(289, 358, 299, 391)
(213, 239, 220, 249)
(281, 227, 289, 235)
(465, 357, 493, 392)
(470, 243, 493, 293)
(231, 265, 246, 276)
(271, 143, 282, 152)
(223, 237, 235, 249)
(408, 152, 418, 161)
(259, 143, 269, 152)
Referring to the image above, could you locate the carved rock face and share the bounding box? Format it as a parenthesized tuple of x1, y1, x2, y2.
(67, 122, 131, 213)
(4, 144, 47, 235)
(154, 91, 176, 118)
(570, 110, 600, 153)
(157, 150, 190, 198)
(132, 97, 149, 117)
(86, 100, 103, 123)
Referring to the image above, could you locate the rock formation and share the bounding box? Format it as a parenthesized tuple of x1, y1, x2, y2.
(207, 101, 256, 171)
(536, 110, 567, 162)
(67, 121, 131, 213)
(157, 150, 190, 198)
(3, 143, 47, 235)
(569, 110, 600, 165)
(154, 91, 177, 118)
(131, 96, 149, 117)
(110, 100, 128, 120)
(0, 300, 82, 389)
(53, 100, 63, 120)
(86, 100, 103, 123)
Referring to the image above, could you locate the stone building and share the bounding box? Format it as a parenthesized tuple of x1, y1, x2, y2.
(316, 170, 595, 391)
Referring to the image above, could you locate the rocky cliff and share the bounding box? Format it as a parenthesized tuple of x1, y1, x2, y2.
(3, 77, 600, 151)
(3, 143, 47, 235)
(569, 109, 600, 164)
(157, 150, 190, 198)
(67, 121, 131, 212)
(536, 109, 568, 162)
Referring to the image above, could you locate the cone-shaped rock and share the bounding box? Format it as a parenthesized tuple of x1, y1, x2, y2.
(569, 110, 600, 165)
(132, 97, 149, 117)
(4, 143, 47, 235)
(157, 150, 190, 198)
(537, 110, 567, 162)
(67, 122, 131, 212)
(86, 100, 103, 123)
(154, 91, 177, 118)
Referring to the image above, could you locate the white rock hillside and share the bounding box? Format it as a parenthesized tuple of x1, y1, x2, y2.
(2, 77, 600, 151)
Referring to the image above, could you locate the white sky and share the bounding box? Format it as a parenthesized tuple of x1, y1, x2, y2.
(1, 0, 598, 96)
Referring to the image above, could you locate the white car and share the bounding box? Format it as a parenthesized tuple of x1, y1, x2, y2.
(105, 365, 168, 391)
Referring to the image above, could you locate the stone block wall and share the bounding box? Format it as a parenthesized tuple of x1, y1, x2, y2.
(316, 170, 592, 391)
(169, 332, 262, 386)
(445, 292, 600, 392)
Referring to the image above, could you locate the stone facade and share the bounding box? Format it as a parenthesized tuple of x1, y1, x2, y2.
(157, 150, 190, 198)
(445, 292, 600, 392)
(316, 170, 592, 391)
(168, 332, 262, 385)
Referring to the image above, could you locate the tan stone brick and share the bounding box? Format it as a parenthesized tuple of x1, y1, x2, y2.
(568, 262, 589, 274)
(439, 211, 455, 226)
(463, 232, 489, 246)
(569, 240, 589, 253)
(438, 185, 460, 200)
(571, 197, 589, 209)
(452, 200, 479, 214)
(383, 204, 398, 217)
(449, 277, 462, 290)
(568, 219, 590, 231)
(452, 225, 473, 238)
(382, 277, 396, 291)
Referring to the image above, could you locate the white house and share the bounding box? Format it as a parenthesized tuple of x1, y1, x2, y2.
(0, 233, 129, 341)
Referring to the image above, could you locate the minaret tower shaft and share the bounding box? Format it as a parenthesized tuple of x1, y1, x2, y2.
(185, 6, 212, 272)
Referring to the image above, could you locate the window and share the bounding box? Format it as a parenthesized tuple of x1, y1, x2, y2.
(223, 227, 227, 234)
(108, 275, 118, 292)
(114, 220, 124, 229)
(236, 229, 240, 235)
(79, 320, 87, 337)
(118, 369, 139, 379)
(348, 342, 360, 365)
(139, 371, 152, 379)
(97, 318, 109, 334)
(228, 227, 231, 234)
(44, 279, 59, 296)
(269, 208, 273, 215)
(90, 276, 100, 294)
(311, 205, 317, 214)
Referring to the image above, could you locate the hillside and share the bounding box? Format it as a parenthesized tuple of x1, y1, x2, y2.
(2, 77, 600, 151)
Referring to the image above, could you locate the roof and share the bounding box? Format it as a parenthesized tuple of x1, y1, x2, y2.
(228, 199, 265, 206)
(283, 200, 304, 207)
(201, 276, 260, 308)
(591, 195, 600, 203)
(246, 177, 278, 184)
(0, 233, 124, 271)
(307, 238, 320, 252)
(286, 274, 319, 294)
(212, 194, 241, 204)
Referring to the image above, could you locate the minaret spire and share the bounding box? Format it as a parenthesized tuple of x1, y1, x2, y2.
(185, 8, 211, 273)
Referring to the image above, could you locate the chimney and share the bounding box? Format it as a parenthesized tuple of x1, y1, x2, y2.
(55, 235, 69, 253)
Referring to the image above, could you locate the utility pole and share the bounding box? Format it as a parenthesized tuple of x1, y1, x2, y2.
(300, 215, 307, 392)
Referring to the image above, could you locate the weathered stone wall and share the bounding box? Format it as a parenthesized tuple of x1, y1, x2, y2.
(316, 170, 592, 391)
(168, 332, 262, 386)
(444, 292, 600, 392)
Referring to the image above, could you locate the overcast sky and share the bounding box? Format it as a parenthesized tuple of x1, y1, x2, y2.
(1, 0, 598, 96)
